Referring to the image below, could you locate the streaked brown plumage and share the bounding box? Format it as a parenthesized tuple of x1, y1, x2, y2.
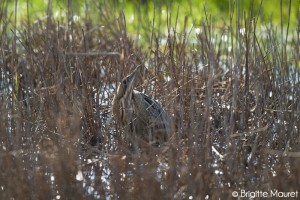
(112, 66, 171, 147)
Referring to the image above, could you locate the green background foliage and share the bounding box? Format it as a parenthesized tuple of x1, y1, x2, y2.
(7, 0, 299, 29)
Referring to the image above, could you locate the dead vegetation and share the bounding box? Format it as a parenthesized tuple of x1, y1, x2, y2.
(0, 1, 299, 199)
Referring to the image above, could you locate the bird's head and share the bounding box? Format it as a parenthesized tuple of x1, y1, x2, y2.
(115, 65, 142, 100)
(112, 66, 143, 124)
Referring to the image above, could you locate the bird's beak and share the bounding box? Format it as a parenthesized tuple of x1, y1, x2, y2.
(126, 65, 142, 87)
(130, 65, 141, 79)
(126, 69, 137, 88)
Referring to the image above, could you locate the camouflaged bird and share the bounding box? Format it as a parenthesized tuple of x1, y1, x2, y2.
(112, 66, 171, 147)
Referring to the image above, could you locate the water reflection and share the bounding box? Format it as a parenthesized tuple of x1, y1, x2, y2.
(79, 145, 173, 199)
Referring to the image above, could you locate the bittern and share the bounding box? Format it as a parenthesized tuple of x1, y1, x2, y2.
(112, 66, 171, 147)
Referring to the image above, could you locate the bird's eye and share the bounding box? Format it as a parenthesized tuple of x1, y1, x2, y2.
(122, 79, 127, 91)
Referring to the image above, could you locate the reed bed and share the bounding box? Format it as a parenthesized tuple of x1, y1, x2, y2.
(0, 1, 299, 199)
